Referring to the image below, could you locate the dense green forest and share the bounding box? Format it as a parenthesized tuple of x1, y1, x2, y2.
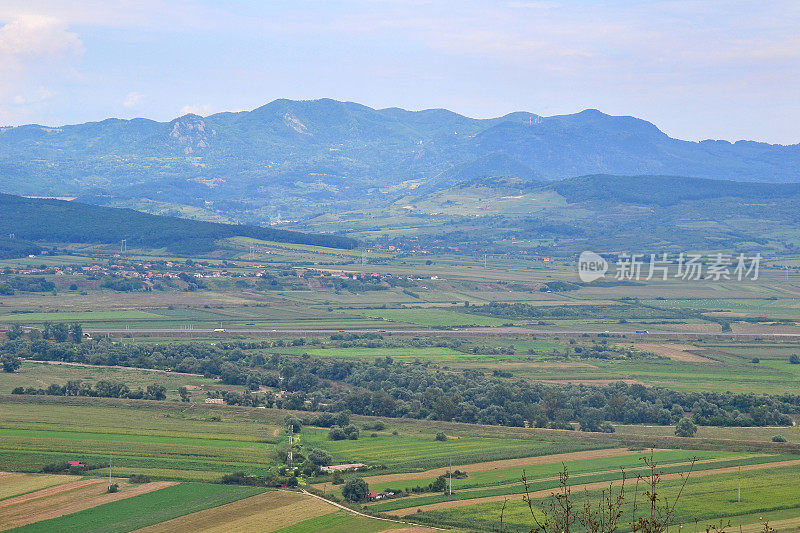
(0, 193, 357, 254)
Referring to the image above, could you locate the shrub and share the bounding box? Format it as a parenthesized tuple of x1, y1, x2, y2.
(108, 483, 119, 493)
(751, 357, 760, 364)
(329, 424, 359, 441)
(435, 432, 447, 441)
(284, 416, 303, 432)
(790, 354, 800, 364)
(772, 435, 787, 443)
(1, 355, 21, 373)
(308, 448, 333, 466)
(129, 474, 151, 483)
(675, 417, 697, 437)
(342, 477, 369, 502)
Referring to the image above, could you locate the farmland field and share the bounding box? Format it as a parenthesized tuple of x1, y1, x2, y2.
(3, 238, 800, 531)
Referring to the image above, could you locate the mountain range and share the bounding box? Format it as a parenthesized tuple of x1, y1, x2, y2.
(1, 98, 799, 224)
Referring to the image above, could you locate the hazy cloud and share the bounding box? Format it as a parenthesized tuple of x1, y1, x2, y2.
(0, 14, 82, 123)
(123, 92, 144, 109)
(180, 104, 214, 116)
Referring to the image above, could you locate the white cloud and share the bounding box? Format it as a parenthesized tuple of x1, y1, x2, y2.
(0, 15, 82, 123)
(0, 14, 82, 60)
(11, 85, 55, 105)
(123, 91, 144, 109)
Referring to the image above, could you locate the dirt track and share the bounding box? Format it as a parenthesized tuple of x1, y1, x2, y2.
(388, 458, 800, 517)
(350, 448, 637, 488)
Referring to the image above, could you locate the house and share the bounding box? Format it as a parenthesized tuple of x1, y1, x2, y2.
(68, 460, 85, 467)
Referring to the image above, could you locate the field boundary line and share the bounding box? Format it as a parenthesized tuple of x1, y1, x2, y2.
(387, 458, 800, 516)
(296, 489, 443, 530)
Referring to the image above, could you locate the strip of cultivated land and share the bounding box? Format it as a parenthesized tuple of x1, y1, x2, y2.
(0, 475, 175, 530)
(415, 463, 800, 531)
(373, 454, 800, 516)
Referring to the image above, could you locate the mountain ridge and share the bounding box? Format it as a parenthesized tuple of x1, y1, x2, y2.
(1, 98, 799, 224)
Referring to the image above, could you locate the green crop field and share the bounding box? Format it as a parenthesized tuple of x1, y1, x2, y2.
(10, 482, 265, 533)
(421, 463, 800, 532)
(300, 427, 597, 472)
(0, 397, 281, 481)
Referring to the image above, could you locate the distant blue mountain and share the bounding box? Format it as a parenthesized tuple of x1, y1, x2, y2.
(1, 99, 797, 209)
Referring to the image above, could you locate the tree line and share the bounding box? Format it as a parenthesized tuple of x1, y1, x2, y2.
(2, 338, 798, 430)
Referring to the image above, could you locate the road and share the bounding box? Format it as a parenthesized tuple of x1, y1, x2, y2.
(84, 326, 800, 339)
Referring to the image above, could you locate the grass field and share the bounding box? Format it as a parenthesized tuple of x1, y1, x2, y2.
(417, 462, 800, 531)
(0, 397, 281, 481)
(6, 482, 264, 533)
(0, 361, 222, 401)
(301, 427, 597, 472)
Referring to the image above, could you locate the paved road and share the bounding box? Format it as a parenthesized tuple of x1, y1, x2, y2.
(84, 326, 800, 339)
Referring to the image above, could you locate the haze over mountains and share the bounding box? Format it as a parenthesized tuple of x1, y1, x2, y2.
(1, 99, 799, 212)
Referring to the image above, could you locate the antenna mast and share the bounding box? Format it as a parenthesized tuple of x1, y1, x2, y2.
(287, 425, 293, 467)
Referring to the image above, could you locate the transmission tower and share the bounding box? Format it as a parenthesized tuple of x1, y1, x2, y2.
(287, 425, 293, 467)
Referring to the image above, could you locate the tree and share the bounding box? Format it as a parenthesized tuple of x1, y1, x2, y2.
(790, 354, 800, 365)
(7, 324, 24, 340)
(308, 448, 333, 466)
(342, 477, 369, 502)
(51, 323, 69, 342)
(70, 323, 83, 343)
(435, 432, 447, 441)
(1, 355, 21, 373)
(284, 416, 303, 433)
(178, 386, 191, 402)
(675, 417, 697, 437)
(146, 383, 167, 401)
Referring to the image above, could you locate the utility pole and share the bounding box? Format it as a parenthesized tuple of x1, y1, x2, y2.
(484, 254, 487, 269)
(109, 454, 113, 491)
(449, 457, 452, 495)
(738, 465, 741, 502)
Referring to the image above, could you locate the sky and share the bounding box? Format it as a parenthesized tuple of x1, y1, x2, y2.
(0, 1, 797, 144)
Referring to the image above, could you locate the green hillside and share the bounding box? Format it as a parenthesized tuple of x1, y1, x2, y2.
(0, 194, 356, 256)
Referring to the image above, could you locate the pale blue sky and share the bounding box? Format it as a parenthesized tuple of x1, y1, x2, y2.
(0, 1, 797, 143)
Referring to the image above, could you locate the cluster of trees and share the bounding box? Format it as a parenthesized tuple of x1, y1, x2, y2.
(11, 379, 167, 400)
(328, 424, 360, 440)
(1, 355, 20, 372)
(100, 277, 147, 292)
(3, 338, 799, 430)
(0, 276, 55, 295)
